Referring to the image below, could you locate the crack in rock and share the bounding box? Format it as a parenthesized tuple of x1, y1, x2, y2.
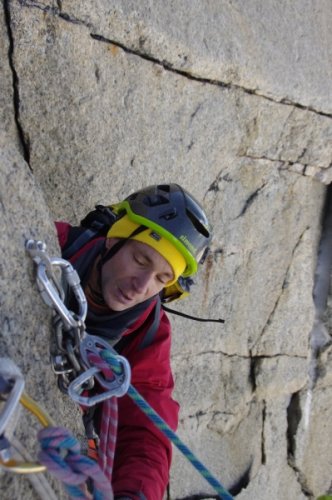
(279, 195, 332, 496)
(287, 391, 301, 461)
(16, 1, 332, 118)
(235, 182, 267, 219)
(308, 185, 332, 391)
(261, 401, 266, 465)
(3, 0, 31, 168)
(241, 154, 332, 185)
(204, 172, 233, 199)
(286, 394, 315, 497)
(89, 32, 230, 89)
(174, 350, 306, 362)
(251, 227, 309, 351)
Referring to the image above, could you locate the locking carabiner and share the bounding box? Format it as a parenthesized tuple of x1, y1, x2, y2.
(26, 240, 87, 330)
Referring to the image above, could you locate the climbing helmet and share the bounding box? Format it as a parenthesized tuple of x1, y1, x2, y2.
(107, 183, 212, 279)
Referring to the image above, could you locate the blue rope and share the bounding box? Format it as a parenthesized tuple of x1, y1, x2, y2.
(100, 350, 233, 500)
(38, 426, 113, 500)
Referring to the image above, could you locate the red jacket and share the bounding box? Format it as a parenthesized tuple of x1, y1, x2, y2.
(56, 222, 179, 499)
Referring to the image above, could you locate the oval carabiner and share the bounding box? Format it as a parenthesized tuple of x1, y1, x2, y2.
(36, 262, 80, 330)
(26, 240, 87, 330)
(0, 391, 54, 474)
(67, 362, 130, 407)
(0, 373, 25, 437)
(50, 257, 87, 323)
(67, 367, 105, 406)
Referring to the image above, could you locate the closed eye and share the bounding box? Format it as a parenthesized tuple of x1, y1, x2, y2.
(134, 254, 146, 266)
(157, 273, 173, 285)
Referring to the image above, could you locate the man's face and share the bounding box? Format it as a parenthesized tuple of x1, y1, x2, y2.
(101, 238, 174, 311)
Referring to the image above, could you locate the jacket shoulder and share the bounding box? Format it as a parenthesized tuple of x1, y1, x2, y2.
(54, 221, 72, 249)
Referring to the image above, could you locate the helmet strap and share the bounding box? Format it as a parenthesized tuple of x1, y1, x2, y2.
(99, 225, 147, 268)
(162, 305, 225, 324)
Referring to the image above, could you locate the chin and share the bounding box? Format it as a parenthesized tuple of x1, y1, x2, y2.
(107, 296, 135, 312)
(106, 301, 128, 312)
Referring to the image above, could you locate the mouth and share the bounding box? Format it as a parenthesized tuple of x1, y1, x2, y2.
(117, 287, 134, 304)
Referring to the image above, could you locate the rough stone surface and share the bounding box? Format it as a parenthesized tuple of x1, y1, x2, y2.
(1, 1, 332, 499)
(61, 0, 332, 114)
(0, 133, 83, 500)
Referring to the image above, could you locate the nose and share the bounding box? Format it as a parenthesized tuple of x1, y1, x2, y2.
(132, 271, 152, 295)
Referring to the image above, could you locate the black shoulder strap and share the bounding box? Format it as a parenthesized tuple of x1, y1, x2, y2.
(62, 205, 118, 260)
(62, 227, 100, 260)
(138, 297, 161, 351)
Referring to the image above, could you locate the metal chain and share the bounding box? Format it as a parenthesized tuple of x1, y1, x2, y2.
(26, 239, 88, 392)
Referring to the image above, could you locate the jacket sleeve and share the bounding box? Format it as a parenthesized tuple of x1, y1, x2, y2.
(112, 310, 179, 500)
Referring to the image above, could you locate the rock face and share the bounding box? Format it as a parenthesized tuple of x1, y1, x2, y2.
(1, 1, 331, 499)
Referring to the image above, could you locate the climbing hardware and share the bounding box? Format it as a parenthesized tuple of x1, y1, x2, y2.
(0, 359, 113, 499)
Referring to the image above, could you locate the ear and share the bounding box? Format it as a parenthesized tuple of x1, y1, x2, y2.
(105, 237, 113, 250)
(105, 237, 120, 250)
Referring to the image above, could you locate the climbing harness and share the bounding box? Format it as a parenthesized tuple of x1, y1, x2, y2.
(26, 239, 233, 499)
(0, 359, 113, 499)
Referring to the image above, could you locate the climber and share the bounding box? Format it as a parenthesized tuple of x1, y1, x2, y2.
(55, 183, 212, 500)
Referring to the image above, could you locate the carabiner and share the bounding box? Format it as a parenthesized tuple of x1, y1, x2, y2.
(68, 364, 129, 407)
(26, 240, 87, 330)
(25, 239, 64, 302)
(51, 354, 74, 375)
(0, 392, 53, 473)
(0, 359, 54, 474)
(50, 257, 88, 325)
(36, 259, 86, 330)
(0, 373, 25, 437)
(0, 370, 24, 464)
